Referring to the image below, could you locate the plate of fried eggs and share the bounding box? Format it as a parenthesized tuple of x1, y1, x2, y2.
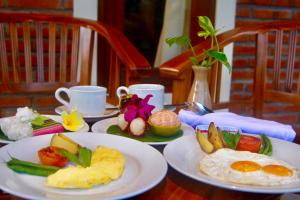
(163, 134, 300, 193)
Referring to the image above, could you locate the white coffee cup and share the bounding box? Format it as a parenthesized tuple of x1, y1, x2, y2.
(55, 85, 107, 116)
(116, 84, 164, 112)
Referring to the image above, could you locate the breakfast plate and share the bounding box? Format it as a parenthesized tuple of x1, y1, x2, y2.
(164, 134, 300, 194)
(0, 133, 168, 200)
(0, 115, 89, 144)
(55, 103, 119, 118)
(91, 117, 195, 145)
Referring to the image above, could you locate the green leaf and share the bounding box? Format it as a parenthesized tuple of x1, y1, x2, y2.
(222, 131, 240, 149)
(200, 60, 208, 67)
(31, 115, 48, 126)
(190, 57, 199, 65)
(198, 16, 216, 36)
(207, 50, 227, 62)
(106, 125, 183, 143)
(107, 125, 122, 134)
(0, 128, 11, 141)
(165, 36, 190, 47)
(234, 132, 241, 149)
(207, 50, 232, 73)
(197, 31, 210, 39)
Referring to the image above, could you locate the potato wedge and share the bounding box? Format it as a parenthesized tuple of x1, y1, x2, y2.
(196, 130, 214, 153)
(208, 122, 224, 150)
(217, 127, 226, 147)
(50, 134, 80, 154)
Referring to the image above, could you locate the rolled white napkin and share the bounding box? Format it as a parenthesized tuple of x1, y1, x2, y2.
(179, 110, 296, 142)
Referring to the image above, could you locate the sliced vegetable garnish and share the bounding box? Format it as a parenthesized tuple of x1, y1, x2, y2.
(38, 146, 68, 168)
(6, 157, 60, 177)
(31, 115, 49, 126)
(259, 134, 272, 156)
(59, 147, 92, 167)
(222, 131, 240, 149)
(59, 149, 81, 166)
(236, 135, 261, 153)
(79, 147, 92, 167)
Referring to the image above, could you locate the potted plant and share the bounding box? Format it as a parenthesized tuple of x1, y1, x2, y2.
(166, 16, 232, 109)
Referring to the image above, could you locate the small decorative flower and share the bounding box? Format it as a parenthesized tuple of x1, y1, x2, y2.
(124, 94, 155, 123)
(61, 110, 84, 131)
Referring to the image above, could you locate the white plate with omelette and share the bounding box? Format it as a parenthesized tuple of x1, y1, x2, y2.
(0, 133, 168, 200)
(164, 134, 300, 194)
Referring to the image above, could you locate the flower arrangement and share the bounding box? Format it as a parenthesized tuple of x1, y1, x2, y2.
(166, 16, 232, 73)
(118, 94, 155, 136)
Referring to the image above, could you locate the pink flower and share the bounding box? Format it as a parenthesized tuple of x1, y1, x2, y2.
(124, 94, 155, 123)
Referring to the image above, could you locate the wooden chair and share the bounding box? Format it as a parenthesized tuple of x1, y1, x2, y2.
(159, 21, 300, 119)
(0, 12, 150, 116)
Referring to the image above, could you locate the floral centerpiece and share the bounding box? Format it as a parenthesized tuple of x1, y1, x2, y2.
(117, 94, 155, 136)
(107, 94, 183, 143)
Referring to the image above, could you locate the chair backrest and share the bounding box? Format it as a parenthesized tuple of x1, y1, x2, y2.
(159, 21, 300, 118)
(0, 13, 150, 116)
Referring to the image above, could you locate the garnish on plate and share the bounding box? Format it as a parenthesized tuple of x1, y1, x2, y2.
(117, 94, 154, 136)
(0, 107, 64, 141)
(31, 115, 49, 126)
(6, 156, 60, 177)
(107, 124, 183, 142)
(148, 110, 181, 137)
(108, 94, 183, 142)
(61, 109, 84, 131)
(38, 146, 68, 168)
(196, 122, 272, 156)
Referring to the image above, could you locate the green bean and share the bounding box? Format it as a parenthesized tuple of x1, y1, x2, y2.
(7, 162, 57, 177)
(259, 134, 272, 156)
(59, 149, 81, 166)
(263, 135, 272, 156)
(258, 146, 265, 154)
(258, 136, 265, 154)
(7, 158, 60, 171)
(79, 147, 92, 167)
(261, 135, 269, 154)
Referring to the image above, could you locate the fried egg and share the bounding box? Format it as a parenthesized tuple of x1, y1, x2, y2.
(199, 148, 300, 186)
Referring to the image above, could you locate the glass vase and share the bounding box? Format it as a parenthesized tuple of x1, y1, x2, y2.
(187, 65, 212, 109)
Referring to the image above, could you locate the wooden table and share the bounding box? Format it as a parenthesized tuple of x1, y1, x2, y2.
(0, 124, 297, 200)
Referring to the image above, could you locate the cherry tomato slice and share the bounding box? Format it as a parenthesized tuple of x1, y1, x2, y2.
(236, 135, 261, 153)
(38, 146, 68, 168)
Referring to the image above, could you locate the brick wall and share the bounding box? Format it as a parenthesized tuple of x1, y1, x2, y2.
(233, 0, 300, 139)
(0, 0, 73, 117)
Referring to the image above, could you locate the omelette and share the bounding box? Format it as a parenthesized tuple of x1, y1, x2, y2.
(46, 146, 125, 188)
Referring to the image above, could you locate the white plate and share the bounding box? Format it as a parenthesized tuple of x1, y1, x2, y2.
(91, 117, 195, 145)
(55, 104, 119, 118)
(0, 133, 168, 200)
(0, 115, 89, 144)
(164, 134, 300, 194)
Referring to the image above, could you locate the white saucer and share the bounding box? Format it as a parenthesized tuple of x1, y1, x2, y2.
(55, 104, 119, 118)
